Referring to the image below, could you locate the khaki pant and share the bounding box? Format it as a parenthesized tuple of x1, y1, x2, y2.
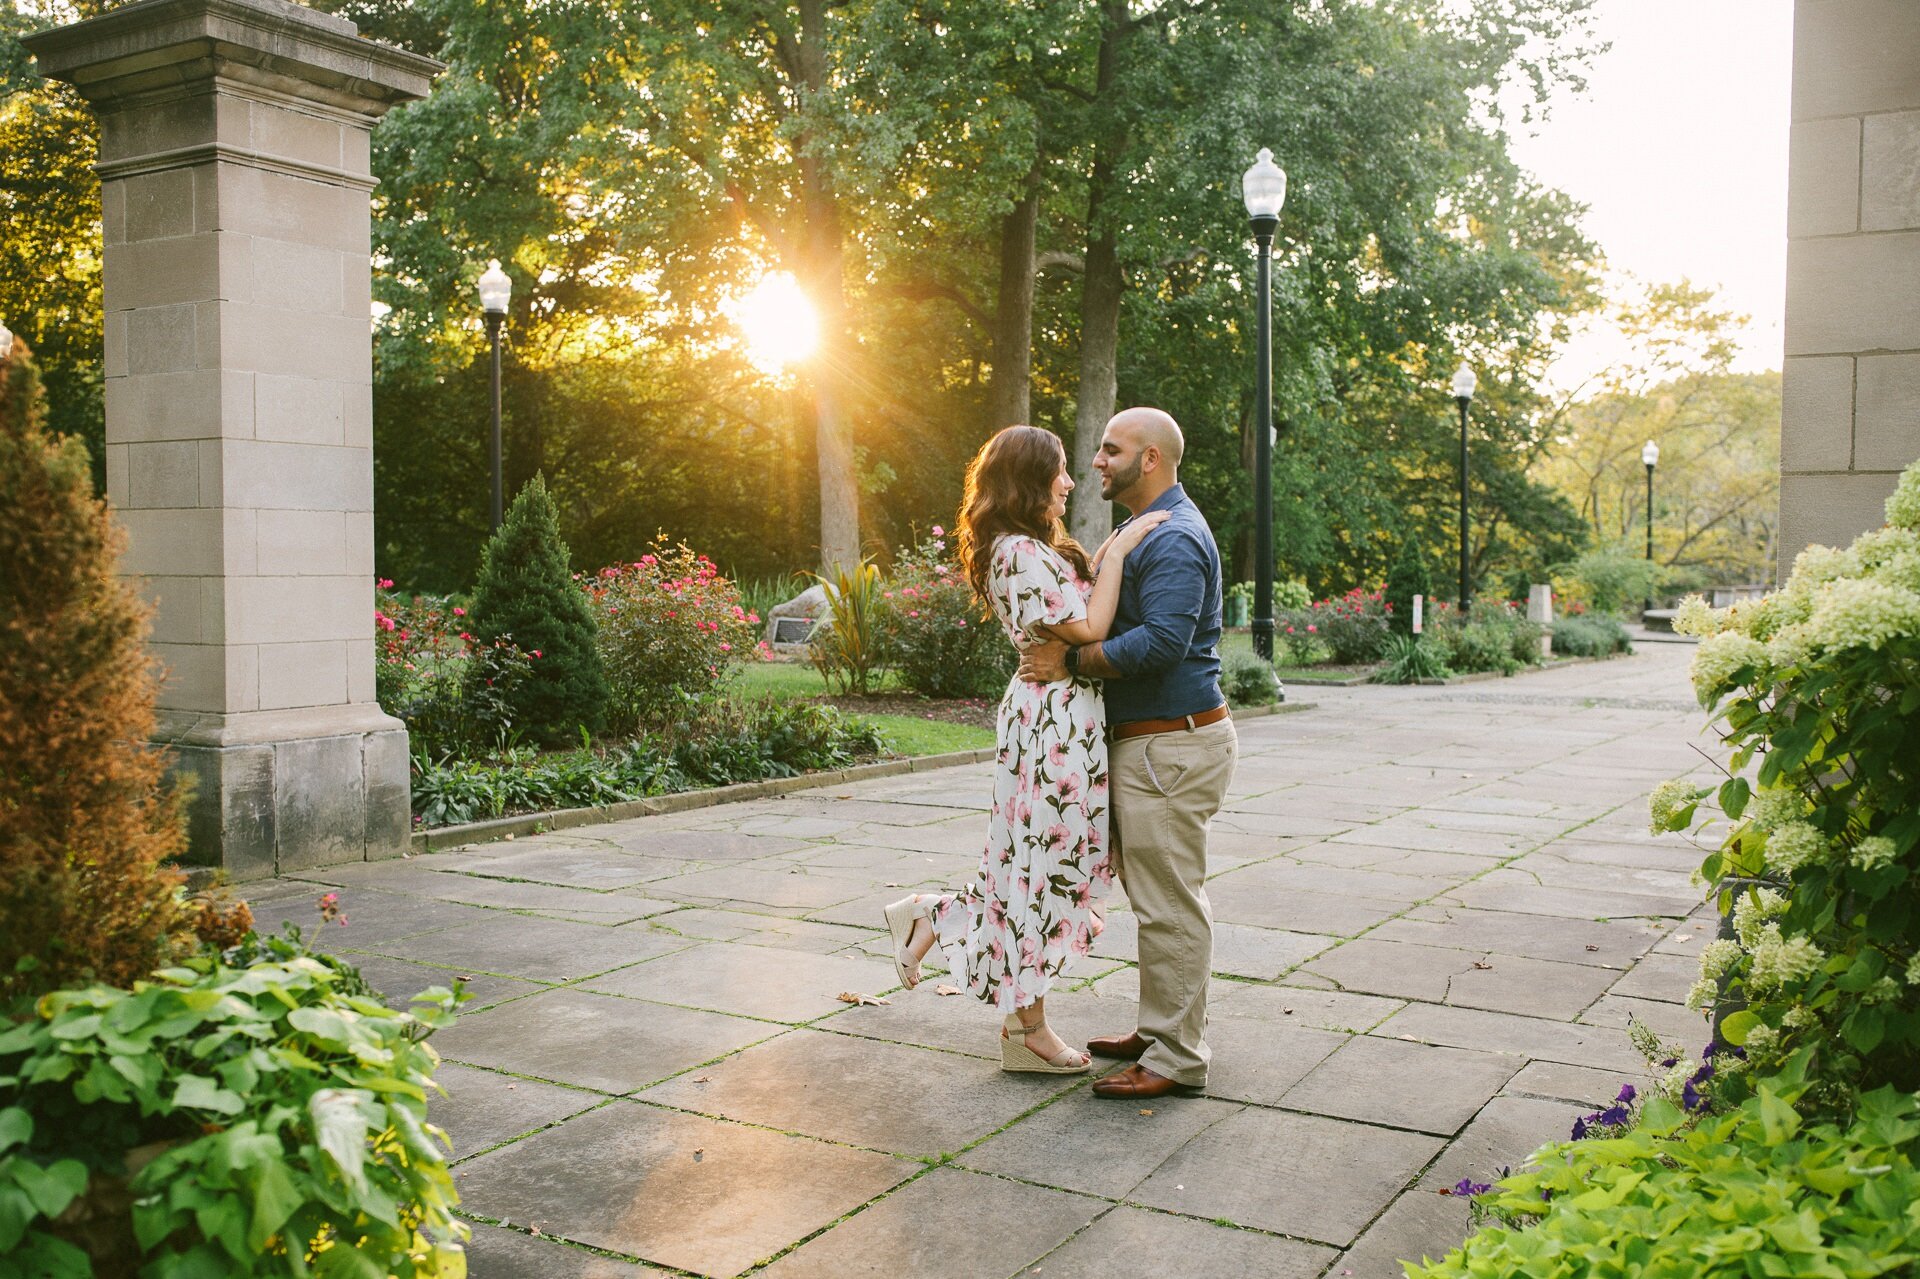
(1110, 716, 1237, 1086)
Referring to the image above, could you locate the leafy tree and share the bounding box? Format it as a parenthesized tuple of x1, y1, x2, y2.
(466, 474, 608, 743)
(0, 334, 188, 1001)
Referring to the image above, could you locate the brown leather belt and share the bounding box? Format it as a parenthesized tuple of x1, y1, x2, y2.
(1110, 704, 1230, 742)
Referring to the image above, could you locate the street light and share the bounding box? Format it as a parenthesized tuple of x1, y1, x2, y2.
(1450, 362, 1477, 614)
(477, 259, 512, 532)
(1642, 438, 1660, 613)
(1243, 147, 1287, 661)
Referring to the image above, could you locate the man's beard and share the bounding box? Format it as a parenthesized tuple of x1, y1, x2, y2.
(1100, 455, 1142, 500)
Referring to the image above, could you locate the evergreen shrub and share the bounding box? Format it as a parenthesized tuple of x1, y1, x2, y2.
(1220, 650, 1281, 707)
(0, 337, 189, 1002)
(465, 475, 607, 743)
(1384, 538, 1433, 637)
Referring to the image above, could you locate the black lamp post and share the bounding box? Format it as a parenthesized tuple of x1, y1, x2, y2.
(1242, 147, 1288, 661)
(1642, 438, 1659, 613)
(477, 259, 512, 532)
(1450, 362, 1477, 614)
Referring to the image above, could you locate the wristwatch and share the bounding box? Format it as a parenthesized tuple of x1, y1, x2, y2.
(1065, 645, 1082, 679)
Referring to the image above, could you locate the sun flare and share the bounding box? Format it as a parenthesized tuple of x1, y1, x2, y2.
(729, 272, 820, 374)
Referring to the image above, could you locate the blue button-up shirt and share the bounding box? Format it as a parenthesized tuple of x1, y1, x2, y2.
(1100, 484, 1225, 723)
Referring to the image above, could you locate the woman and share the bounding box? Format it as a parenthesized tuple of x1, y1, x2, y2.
(883, 425, 1166, 1073)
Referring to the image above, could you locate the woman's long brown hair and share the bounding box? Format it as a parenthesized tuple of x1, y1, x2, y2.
(955, 425, 1093, 607)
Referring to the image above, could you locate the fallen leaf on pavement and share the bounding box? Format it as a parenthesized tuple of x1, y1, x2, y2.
(1472, 961, 1493, 970)
(837, 991, 891, 1007)
(693, 1075, 712, 1083)
(1585, 944, 1600, 952)
(1138, 1109, 1154, 1116)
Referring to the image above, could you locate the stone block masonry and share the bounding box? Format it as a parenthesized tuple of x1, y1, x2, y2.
(1779, 0, 1920, 573)
(24, 0, 442, 877)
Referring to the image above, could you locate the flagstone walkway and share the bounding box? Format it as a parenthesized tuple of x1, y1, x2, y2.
(250, 644, 1722, 1279)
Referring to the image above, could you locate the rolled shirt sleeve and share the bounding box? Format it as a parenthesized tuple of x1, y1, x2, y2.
(1100, 530, 1208, 677)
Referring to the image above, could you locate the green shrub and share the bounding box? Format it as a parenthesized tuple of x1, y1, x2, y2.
(810, 559, 887, 695)
(586, 540, 760, 732)
(1429, 605, 1544, 675)
(1374, 633, 1450, 684)
(1384, 538, 1433, 637)
(1653, 460, 1920, 1107)
(1281, 588, 1390, 664)
(1220, 650, 1281, 707)
(409, 697, 888, 827)
(881, 531, 1013, 698)
(466, 475, 608, 744)
(1553, 543, 1664, 616)
(1407, 1083, 1920, 1279)
(1551, 613, 1632, 658)
(0, 929, 465, 1276)
(1225, 579, 1311, 619)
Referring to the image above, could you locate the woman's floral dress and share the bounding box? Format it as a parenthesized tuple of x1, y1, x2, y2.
(928, 534, 1113, 1012)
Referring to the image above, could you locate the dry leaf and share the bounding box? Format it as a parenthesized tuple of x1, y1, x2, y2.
(503, 833, 515, 841)
(836, 991, 891, 1007)
(1674, 935, 1692, 943)
(1138, 1109, 1154, 1116)
(935, 984, 962, 997)
(1472, 961, 1493, 971)
(530, 1224, 542, 1236)
(1283, 1007, 1294, 1015)
(885, 882, 902, 888)
(1585, 944, 1600, 952)
(693, 1075, 713, 1084)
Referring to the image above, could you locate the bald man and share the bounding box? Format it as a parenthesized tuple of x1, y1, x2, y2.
(1019, 407, 1237, 1100)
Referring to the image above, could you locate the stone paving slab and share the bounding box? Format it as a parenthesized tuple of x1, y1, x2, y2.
(253, 644, 1735, 1276)
(433, 988, 780, 1093)
(1038, 1206, 1337, 1279)
(454, 1101, 915, 1278)
(756, 1167, 1102, 1279)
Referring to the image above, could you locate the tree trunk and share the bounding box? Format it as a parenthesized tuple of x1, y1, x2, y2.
(989, 175, 1040, 429)
(797, 0, 860, 573)
(1067, 2, 1128, 548)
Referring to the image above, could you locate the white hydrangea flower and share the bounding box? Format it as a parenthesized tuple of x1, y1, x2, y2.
(1744, 1024, 1780, 1058)
(1791, 542, 1858, 587)
(1699, 938, 1742, 980)
(1766, 622, 1815, 669)
(1867, 976, 1901, 1005)
(1764, 821, 1828, 875)
(1747, 933, 1824, 992)
(1804, 578, 1920, 653)
(1886, 459, 1920, 531)
(1733, 889, 1787, 950)
(1908, 952, 1920, 987)
(1783, 1005, 1818, 1031)
(1851, 836, 1897, 872)
(1685, 975, 1717, 1011)
(1746, 786, 1805, 832)
(1689, 632, 1769, 704)
(1648, 778, 1705, 833)
(1672, 595, 1721, 637)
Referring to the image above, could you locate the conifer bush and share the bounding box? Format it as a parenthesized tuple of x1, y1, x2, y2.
(0, 336, 189, 1002)
(465, 475, 608, 743)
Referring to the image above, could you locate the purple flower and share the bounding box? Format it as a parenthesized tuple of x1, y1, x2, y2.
(1451, 1178, 1492, 1198)
(1682, 1063, 1714, 1112)
(1615, 1084, 1637, 1104)
(1596, 1104, 1631, 1127)
(1660, 1057, 1678, 1069)
(1570, 1115, 1589, 1140)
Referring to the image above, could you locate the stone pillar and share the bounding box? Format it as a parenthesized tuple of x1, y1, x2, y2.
(1779, 0, 1920, 576)
(24, 0, 440, 879)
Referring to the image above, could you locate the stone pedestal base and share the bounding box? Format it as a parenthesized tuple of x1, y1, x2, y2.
(160, 706, 411, 879)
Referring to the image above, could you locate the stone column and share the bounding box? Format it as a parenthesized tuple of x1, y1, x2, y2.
(25, 0, 440, 878)
(1779, 0, 1920, 575)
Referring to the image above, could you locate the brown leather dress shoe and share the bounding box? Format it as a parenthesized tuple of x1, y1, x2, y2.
(1086, 1031, 1150, 1060)
(1090, 1063, 1203, 1099)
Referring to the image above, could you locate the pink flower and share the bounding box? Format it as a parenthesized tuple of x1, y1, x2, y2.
(376, 578, 394, 589)
(1046, 823, 1072, 854)
(452, 606, 466, 616)
(1307, 624, 1318, 633)
(932, 525, 945, 537)
(719, 642, 732, 652)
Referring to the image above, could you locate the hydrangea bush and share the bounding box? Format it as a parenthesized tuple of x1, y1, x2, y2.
(584, 540, 760, 732)
(1653, 460, 1920, 1108)
(881, 528, 1014, 699)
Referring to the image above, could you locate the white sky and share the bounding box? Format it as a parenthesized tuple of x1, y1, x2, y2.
(1508, 0, 1794, 391)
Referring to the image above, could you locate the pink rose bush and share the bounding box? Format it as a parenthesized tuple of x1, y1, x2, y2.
(582, 537, 761, 731)
(374, 582, 534, 754)
(879, 529, 1015, 698)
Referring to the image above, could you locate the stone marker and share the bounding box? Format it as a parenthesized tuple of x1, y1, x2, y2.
(25, 0, 441, 877)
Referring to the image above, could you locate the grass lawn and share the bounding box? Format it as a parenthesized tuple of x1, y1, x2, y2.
(732, 662, 995, 755)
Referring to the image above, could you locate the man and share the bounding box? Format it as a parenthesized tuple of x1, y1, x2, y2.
(1019, 406, 1237, 1100)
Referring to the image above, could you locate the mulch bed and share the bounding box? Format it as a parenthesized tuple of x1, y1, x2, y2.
(817, 692, 999, 730)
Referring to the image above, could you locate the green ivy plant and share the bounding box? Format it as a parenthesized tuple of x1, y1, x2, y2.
(1651, 460, 1920, 1110)
(1407, 1079, 1920, 1279)
(0, 929, 466, 1276)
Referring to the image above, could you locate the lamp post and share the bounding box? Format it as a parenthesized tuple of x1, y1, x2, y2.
(1642, 438, 1659, 613)
(1242, 147, 1287, 661)
(477, 259, 512, 532)
(1450, 362, 1477, 614)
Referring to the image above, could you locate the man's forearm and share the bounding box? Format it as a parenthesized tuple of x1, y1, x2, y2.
(1077, 640, 1120, 680)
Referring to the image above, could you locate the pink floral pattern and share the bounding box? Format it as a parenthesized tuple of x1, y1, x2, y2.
(930, 535, 1112, 1011)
